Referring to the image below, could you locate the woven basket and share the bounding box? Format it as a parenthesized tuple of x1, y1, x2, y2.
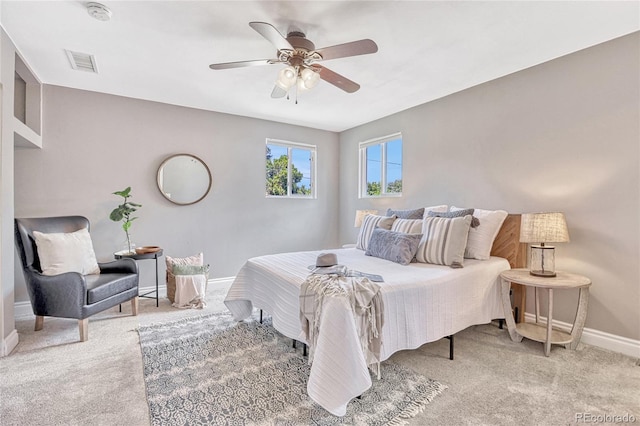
(165, 253, 204, 303)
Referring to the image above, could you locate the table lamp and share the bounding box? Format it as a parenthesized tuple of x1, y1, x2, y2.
(354, 209, 379, 227)
(519, 212, 570, 277)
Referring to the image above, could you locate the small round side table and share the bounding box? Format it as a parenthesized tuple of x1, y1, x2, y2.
(500, 268, 591, 356)
(115, 249, 164, 307)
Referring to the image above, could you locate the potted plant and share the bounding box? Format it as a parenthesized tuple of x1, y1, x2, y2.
(110, 187, 141, 254)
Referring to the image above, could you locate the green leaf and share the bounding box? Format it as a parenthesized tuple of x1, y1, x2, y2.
(109, 209, 124, 222)
(113, 187, 131, 198)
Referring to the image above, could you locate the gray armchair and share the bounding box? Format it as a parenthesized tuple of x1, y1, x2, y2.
(15, 216, 139, 341)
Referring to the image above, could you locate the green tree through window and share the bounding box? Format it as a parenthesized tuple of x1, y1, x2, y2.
(266, 142, 315, 197)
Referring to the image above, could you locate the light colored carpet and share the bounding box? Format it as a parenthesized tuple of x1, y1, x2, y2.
(1, 281, 639, 425)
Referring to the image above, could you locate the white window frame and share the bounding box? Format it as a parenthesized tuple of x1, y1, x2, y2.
(266, 138, 317, 199)
(359, 132, 403, 198)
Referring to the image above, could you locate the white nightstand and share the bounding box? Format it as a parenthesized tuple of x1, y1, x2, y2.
(500, 268, 591, 356)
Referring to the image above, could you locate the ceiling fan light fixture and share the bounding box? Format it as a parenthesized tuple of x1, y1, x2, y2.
(299, 68, 321, 90)
(276, 66, 297, 90)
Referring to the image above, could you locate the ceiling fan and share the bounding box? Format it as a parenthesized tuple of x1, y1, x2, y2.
(209, 22, 378, 98)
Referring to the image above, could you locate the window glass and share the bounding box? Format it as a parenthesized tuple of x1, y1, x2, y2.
(359, 133, 402, 198)
(366, 144, 382, 196)
(266, 140, 316, 198)
(385, 138, 403, 194)
(291, 148, 312, 195)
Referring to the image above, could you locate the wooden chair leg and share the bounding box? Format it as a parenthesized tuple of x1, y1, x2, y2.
(131, 296, 139, 316)
(79, 318, 89, 342)
(35, 315, 44, 331)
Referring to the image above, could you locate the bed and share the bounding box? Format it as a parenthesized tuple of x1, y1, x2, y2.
(224, 213, 526, 415)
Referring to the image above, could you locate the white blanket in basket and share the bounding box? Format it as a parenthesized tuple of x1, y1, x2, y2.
(173, 274, 207, 309)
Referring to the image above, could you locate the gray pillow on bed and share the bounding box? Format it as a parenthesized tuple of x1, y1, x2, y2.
(386, 207, 425, 220)
(427, 208, 480, 228)
(356, 214, 397, 251)
(365, 228, 423, 266)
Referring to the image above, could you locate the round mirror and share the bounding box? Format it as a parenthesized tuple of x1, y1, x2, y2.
(157, 154, 212, 205)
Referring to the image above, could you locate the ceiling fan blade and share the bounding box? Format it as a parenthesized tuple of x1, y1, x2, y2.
(314, 39, 378, 61)
(209, 59, 281, 70)
(271, 85, 287, 98)
(249, 22, 294, 52)
(311, 64, 360, 93)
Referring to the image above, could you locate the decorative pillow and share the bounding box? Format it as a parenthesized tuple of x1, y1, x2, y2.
(427, 208, 480, 228)
(365, 228, 423, 266)
(416, 215, 472, 268)
(423, 204, 449, 216)
(33, 228, 100, 276)
(386, 207, 424, 220)
(356, 214, 397, 251)
(172, 264, 210, 276)
(450, 206, 508, 260)
(391, 218, 423, 234)
(166, 253, 204, 303)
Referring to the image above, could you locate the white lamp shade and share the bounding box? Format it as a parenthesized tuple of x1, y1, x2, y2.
(520, 212, 570, 243)
(276, 66, 297, 90)
(299, 68, 320, 90)
(354, 209, 379, 227)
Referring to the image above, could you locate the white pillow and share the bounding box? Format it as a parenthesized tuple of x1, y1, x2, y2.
(33, 228, 100, 276)
(423, 204, 448, 217)
(450, 206, 508, 260)
(356, 214, 396, 251)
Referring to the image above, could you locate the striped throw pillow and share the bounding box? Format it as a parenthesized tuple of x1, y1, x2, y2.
(356, 214, 396, 251)
(416, 215, 472, 268)
(391, 218, 423, 234)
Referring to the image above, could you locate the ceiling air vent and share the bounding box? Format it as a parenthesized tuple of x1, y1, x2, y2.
(65, 50, 98, 73)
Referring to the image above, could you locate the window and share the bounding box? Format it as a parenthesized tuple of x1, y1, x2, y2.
(359, 133, 403, 197)
(266, 139, 316, 198)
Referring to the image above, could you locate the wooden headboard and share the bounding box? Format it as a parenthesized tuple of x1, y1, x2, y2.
(490, 214, 527, 269)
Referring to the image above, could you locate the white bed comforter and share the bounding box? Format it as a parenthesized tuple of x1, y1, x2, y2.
(224, 248, 509, 416)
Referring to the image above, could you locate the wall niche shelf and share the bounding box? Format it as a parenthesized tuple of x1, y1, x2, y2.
(13, 53, 42, 149)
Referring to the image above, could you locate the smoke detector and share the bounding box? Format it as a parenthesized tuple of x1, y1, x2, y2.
(86, 2, 112, 22)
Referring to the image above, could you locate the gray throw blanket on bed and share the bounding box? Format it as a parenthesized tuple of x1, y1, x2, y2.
(299, 273, 384, 370)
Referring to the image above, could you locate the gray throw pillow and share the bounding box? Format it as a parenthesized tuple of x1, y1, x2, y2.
(365, 228, 423, 266)
(386, 207, 425, 220)
(428, 208, 480, 228)
(416, 215, 472, 268)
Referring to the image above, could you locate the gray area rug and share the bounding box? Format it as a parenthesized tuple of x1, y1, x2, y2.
(138, 312, 446, 425)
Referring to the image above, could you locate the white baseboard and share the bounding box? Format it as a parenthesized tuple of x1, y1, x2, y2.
(523, 312, 640, 359)
(1, 329, 19, 356)
(13, 276, 235, 320)
(14, 300, 34, 319)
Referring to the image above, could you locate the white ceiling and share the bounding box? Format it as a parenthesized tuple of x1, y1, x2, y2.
(2, 1, 638, 132)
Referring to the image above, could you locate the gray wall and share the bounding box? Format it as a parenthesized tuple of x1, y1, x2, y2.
(14, 86, 340, 301)
(339, 33, 640, 341)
